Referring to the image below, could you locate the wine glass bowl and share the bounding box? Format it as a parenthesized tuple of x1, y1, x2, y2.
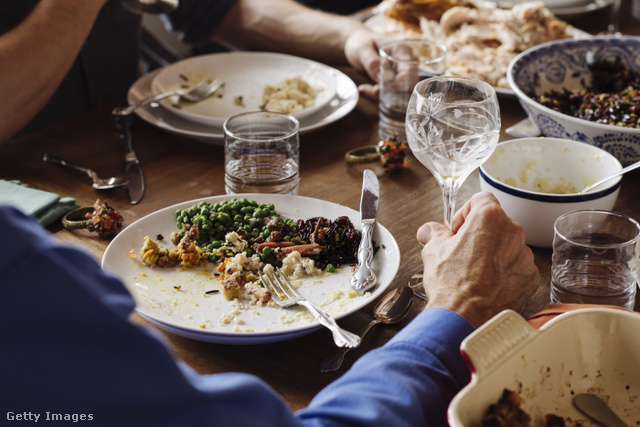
(405, 76, 500, 227)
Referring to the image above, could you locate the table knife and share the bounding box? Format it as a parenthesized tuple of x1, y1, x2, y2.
(114, 115, 145, 204)
(350, 169, 379, 294)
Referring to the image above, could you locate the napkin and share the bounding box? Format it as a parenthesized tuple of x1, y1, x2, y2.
(0, 180, 78, 227)
(526, 303, 636, 329)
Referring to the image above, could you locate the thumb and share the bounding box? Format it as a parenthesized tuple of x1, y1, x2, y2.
(417, 222, 451, 245)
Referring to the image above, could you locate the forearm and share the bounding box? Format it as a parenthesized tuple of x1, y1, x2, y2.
(0, 0, 107, 144)
(298, 309, 474, 426)
(214, 0, 366, 66)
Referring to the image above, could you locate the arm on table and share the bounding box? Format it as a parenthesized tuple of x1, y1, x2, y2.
(0, 0, 107, 144)
(0, 205, 474, 426)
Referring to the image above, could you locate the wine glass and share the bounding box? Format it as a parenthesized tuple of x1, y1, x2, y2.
(121, 0, 178, 14)
(405, 76, 500, 229)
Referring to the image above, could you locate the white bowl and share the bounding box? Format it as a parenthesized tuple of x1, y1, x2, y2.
(448, 308, 640, 426)
(479, 137, 622, 248)
(507, 36, 640, 166)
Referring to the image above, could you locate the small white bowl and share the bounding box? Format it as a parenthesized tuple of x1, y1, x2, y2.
(479, 137, 622, 248)
(507, 36, 640, 166)
(448, 308, 640, 426)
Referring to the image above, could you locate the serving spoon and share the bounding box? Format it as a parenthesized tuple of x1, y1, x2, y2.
(580, 159, 640, 194)
(43, 153, 128, 190)
(319, 284, 414, 373)
(573, 393, 627, 427)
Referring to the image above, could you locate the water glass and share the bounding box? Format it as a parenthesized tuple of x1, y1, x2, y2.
(224, 111, 300, 195)
(550, 210, 640, 310)
(378, 39, 447, 142)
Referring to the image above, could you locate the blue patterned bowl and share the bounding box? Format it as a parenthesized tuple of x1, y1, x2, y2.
(507, 36, 640, 166)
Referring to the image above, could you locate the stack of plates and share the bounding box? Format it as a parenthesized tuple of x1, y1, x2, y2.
(128, 52, 359, 144)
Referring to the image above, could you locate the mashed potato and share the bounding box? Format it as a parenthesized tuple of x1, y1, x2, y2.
(262, 76, 320, 114)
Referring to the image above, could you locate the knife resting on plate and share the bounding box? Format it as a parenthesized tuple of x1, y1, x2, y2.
(350, 169, 379, 294)
(114, 115, 145, 204)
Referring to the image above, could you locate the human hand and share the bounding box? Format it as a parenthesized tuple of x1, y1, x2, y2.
(416, 192, 540, 328)
(344, 28, 388, 102)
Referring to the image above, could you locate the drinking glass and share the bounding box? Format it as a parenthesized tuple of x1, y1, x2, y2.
(224, 111, 300, 195)
(405, 76, 500, 228)
(378, 39, 447, 143)
(550, 210, 640, 310)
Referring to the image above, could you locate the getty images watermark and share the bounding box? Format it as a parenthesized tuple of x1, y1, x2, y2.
(7, 412, 94, 422)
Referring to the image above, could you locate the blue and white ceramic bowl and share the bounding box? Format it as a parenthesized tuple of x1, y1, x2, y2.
(507, 36, 640, 166)
(479, 138, 622, 248)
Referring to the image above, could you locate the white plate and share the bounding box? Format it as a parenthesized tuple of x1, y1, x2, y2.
(128, 66, 358, 144)
(101, 194, 401, 345)
(151, 52, 338, 127)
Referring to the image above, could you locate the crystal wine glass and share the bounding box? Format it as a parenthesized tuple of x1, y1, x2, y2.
(405, 76, 500, 229)
(121, 0, 179, 14)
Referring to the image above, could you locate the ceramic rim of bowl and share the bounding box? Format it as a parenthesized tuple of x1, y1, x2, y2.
(479, 167, 621, 203)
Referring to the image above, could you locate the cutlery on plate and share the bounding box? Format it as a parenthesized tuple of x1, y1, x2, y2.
(43, 153, 128, 190)
(260, 268, 361, 348)
(580, 158, 640, 194)
(350, 169, 379, 294)
(573, 393, 627, 427)
(112, 77, 223, 116)
(319, 284, 414, 373)
(505, 117, 541, 138)
(114, 115, 145, 204)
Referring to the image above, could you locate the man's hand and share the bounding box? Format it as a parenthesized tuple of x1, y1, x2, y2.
(416, 192, 540, 328)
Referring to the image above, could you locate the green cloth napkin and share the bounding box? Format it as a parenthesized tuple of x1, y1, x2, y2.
(0, 180, 78, 227)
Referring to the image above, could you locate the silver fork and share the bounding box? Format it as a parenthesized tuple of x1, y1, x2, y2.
(260, 268, 361, 348)
(112, 77, 224, 116)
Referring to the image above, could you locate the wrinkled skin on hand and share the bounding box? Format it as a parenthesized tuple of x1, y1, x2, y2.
(417, 192, 541, 328)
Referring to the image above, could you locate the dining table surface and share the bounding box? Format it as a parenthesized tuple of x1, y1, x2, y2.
(2, 1, 640, 412)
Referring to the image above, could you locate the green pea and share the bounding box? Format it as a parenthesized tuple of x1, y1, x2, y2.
(326, 264, 335, 273)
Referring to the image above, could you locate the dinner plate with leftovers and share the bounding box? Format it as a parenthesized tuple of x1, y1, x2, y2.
(127, 68, 358, 144)
(101, 194, 400, 344)
(150, 52, 338, 127)
(367, 0, 588, 93)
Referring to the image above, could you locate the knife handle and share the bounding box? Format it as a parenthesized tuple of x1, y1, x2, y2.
(350, 222, 376, 294)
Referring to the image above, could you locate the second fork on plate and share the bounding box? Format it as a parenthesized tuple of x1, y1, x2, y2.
(260, 268, 361, 348)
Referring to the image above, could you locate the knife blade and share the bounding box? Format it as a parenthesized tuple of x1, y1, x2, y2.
(114, 115, 145, 204)
(350, 169, 379, 294)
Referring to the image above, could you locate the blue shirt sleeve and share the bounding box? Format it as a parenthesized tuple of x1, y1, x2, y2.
(0, 205, 473, 426)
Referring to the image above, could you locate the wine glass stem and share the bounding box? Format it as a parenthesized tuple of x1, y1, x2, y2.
(441, 185, 459, 230)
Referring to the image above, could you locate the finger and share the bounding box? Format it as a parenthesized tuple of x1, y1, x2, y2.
(417, 222, 451, 245)
(450, 191, 500, 232)
(358, 84, 379, 102)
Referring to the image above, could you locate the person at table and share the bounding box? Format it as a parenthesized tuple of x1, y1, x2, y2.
(0, 0, 383, 144)
(0, 191, 540, 426)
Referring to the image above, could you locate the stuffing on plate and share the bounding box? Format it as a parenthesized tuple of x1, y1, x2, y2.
(261, 76, 320, 114)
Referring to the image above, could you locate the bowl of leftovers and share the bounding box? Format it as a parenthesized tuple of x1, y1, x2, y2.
(479, 137, 622, 248)
(507, 35, 640, 165)
(448, 308, 640, 426)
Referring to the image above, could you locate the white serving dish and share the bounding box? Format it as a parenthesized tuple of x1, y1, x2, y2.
(449, 308, 640, 426)
(479, 137, 622, 248)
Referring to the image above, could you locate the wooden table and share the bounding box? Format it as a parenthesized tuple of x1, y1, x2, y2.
(2, 4, 640, 411)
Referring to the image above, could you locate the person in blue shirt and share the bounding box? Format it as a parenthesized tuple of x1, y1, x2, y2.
(0, 0, 385, 144)
(0, 191, 540, 426)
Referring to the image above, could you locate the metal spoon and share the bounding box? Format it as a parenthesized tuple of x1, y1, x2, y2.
(580, 159, 640, 194)
(573, 393, 627, 427)
(43, 153, 128, 190)
(319, 284, 414, 373)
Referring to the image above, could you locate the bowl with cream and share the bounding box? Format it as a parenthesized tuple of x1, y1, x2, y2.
(479, 137, 622, 248)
